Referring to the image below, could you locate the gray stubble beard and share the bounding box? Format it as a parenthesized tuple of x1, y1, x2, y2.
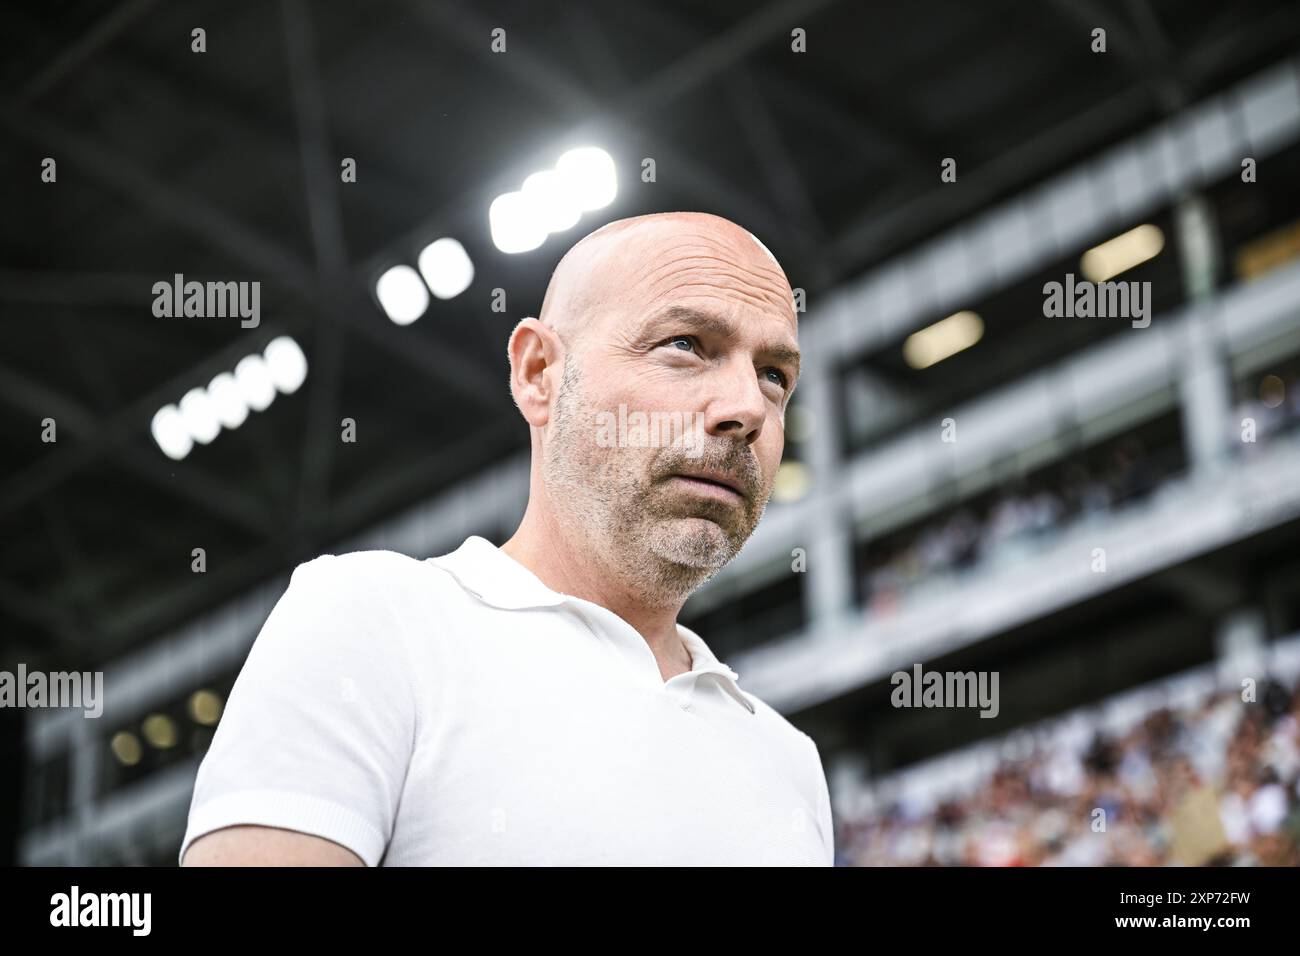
(542, 355, 768, 608)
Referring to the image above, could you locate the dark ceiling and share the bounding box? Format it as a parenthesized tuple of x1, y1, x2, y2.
(2, 0, 1299, 669)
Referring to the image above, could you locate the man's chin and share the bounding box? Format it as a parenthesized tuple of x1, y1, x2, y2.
(647, 516, 743, 571)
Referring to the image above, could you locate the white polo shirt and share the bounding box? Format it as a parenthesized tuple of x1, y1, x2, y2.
(180, 536, 834, 865)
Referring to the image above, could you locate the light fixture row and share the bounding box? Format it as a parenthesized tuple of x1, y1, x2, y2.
(489, 146, 617, 254)
(151, 336, 307, 460)
(375, 237, 476, 325)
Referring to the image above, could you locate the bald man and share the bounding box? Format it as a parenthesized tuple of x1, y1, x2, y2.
(180, 211, 834, 866)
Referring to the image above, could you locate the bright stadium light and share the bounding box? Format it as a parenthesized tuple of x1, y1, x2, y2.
(555, 147, 617, 211)
(233, 354, 276, 412)
(490, 190, 548, 254)
(375, 264, 430, 324)
(417, 238, 475, 300)
(263, 336, 308, 394)
(1080, 224, 1165, 282)
(522, 170, 581, 234)
(178, 387, 221, 445)
(488, 147, 616, 254)
(206, 372, 249, 429)
(151, 404, 193, 460)
(903, 310, 984, 370)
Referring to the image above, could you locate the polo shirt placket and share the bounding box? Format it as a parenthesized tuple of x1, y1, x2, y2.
(562, 598, 753, 714)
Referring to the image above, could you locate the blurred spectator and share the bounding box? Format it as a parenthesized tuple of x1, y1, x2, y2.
(837, 672, 1300, 866)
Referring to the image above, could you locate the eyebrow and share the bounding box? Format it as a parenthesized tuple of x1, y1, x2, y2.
(644, 304, 802, 377)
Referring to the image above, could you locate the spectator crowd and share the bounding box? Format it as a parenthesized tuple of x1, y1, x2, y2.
(836, 670, 1300, 866)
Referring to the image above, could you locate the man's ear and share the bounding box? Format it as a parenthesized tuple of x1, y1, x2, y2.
(507, 317, 562, 427)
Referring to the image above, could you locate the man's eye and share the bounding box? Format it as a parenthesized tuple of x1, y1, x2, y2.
(663, 335, 697, 352)
(763, 368, 789, 389)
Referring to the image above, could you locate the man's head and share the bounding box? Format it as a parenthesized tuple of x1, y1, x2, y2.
(507, 211, 799, 606)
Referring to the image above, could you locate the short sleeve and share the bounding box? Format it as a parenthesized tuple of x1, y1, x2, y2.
(179, 553, 420, 866)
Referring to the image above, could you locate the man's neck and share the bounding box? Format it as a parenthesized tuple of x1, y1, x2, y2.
(500, 506, 692, 677)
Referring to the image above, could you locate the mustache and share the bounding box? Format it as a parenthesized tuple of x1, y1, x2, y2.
(653, 442, 763, 500)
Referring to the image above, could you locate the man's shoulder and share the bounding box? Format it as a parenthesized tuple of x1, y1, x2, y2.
(295, 548, 428, 578)
(290, 547, 486, 607)
(262, 550, 461, 668)
(287, 549, 454, 604)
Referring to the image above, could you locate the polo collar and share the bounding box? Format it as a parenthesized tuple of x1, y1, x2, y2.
(427, 536, 755, 714)
(675, 622, 755, 714)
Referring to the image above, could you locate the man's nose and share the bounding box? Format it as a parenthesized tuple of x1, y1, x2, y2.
(703, 361, 768, 445)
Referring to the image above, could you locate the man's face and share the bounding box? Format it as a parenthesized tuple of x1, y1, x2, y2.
(541, 218, 799, 602)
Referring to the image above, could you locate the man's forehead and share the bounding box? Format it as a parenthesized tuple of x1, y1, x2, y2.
(614, 220, 791, 302)
(641, 297, 797, 341)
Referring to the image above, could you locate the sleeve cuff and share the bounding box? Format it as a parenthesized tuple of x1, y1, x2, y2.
(179, 789, 387, 866)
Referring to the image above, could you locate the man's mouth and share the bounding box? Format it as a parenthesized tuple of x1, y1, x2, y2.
(668, 470, 747, 502)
